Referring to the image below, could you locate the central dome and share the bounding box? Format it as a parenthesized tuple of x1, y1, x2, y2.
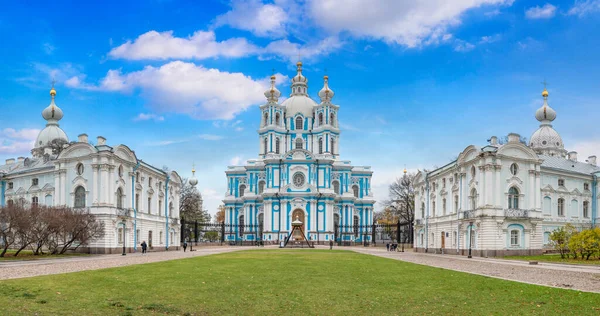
(283, 95, 317, 118)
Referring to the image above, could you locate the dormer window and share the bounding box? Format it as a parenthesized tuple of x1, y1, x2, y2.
(558, 179, 565, 187)
(32, 178, 39, 186)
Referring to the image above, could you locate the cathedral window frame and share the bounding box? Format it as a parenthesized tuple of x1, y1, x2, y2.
(263, 138, 268, 155)
(275, 138, 280, 154)
(116, 187, 124, 209)
(508, 186, 519, 209)
(558, 198, 565, 216)
(330, 113, 336, 127)
(118, 165, 124, 178)
(510, 163, 518, 176)
(74, 186, 86, 208)
(239, 184, 246, 197)
(352, 185, 359, 198)
(331, 138, 336, 155)
(318, 137, 323, 154)
(32, 196, 38, 206)
(470, 188, 477, 210)
(76, 163, 84, 176)
(148, 197, 152, 214)
(333, 181, 340, 195)
(239, 215, 245, 237)
(471, 166, 476, 178)
(583, 201, 589, 218)
(295, 116, 303, 130)
(353, 216, 359, 237)
(32, 178, 39, 186)
(510, 229, 520, 247)
(295, 138, 303, 150)
(275, 113, 281, 126)
(454, 195, 459, 213)
(421, 202, 425, 218)
(8, 182, 13, 190)
(584, 183, 589, 191)
(258, 181, 265, 194)
(264, 112, 269, 126)
(318, 112, 324, 126)
(558, 179, 565, 187)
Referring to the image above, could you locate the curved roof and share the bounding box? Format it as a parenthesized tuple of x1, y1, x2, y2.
(283, 95, 317, 118)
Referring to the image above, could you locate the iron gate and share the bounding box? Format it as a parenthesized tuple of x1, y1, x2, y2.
(334, 221, 413, 247)
(180, 220, 264, 246)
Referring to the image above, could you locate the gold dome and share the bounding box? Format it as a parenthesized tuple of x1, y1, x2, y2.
(323, 75, 329, 80)
(296, 61, 302, 67)
(50, 87, 56, 97)
(542, 88, 549, 98)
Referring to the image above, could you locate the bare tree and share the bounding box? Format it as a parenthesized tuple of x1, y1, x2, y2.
(0, 204, 23, 257)
(381, 172, 416, 225)
(180, 178, 209, 222)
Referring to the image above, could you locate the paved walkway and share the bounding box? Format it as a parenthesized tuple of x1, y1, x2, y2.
(0, 247, 246, 280)
(351, 248, 600, 293)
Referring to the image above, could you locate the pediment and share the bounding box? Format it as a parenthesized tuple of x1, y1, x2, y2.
(41, 183, 55, 192)
(506, 176, 523, 185)
(28, 185, 40, 193)
(15, 187, 26, 194)
(114, 145, 137, 163)
(541, 184, 555, 192)
(571, 188, 582, 196)
(71, 175, 88, 184)
(58, 143, 96, 159)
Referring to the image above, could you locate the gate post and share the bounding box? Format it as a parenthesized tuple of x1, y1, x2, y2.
(194, 220, 198, 244)
(220, 222, 225, 245)
(396, 220, 401, 244)
(372, 223, 376, 246)
(181, 218, 186, 243)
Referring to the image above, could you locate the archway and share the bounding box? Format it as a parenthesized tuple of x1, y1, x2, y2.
(291, 209, 305, 241)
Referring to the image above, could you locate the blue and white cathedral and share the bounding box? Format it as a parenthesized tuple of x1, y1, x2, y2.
(223, 61, 375, 243)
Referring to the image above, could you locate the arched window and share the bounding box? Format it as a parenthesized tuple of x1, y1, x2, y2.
(470, 188, 477, 210)
(558, 198, 565, 216)
(318, 138, 323, 154)
(330, 113, 335, 127)
(352, 185, 359, 198)
(354, 216, 359, 237)
(275, 138, 280, 154)
(295, 116, 303, 130)
(508, 187, 519, 209)
(32, 196, 38, 206)
(258, 181, 265, 194)
(74, 186, 86, 208)
(333, 181, 340, 194)
(264, 112, 269, 126)
(45, 194, 53, 206)
(510, 163, 518, 176)
(116, 188, 124, 208)
(263, 138, 268, 154)
(510, 230, 520, 247)
(295, 138, 303, 149)
(239, 184, 246, 197)
(583, 201, 589, 218)
(331, 138, 335, 155)
(275, 113, 280, 125)
(318, 113, 324, 126)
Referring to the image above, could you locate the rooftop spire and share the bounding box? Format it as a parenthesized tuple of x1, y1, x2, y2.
(264, 72, 280, 103)
(291, 60, 308, 96)
(189, 163, 198, 187)
(318, 74, 334, 102)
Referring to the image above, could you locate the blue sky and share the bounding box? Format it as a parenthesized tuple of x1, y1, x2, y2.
(1, 0, 599, 215)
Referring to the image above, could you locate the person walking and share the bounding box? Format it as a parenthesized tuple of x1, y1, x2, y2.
(329, 240, 333, 250)
(141, 241, 147, 255)
(183, 240, 188, 252)
(386, 242, 390, 251)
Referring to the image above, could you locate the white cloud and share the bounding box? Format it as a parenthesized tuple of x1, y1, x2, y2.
(229, 156, 244, 165)
(484, 9, 502, 16)
(0, 128, 40, 155)
(568, 0, 600, 17)
(454, 40, 475, 52)
(525, 3, 557, 19)
(308, 0, 513, 48)
(479, 34, 501, 44)
(215, 0, 288, 37)
(198, 134, 224, 141)
(42, 43, 55, 55)
(69, 62, 288, 120)
(517, 37, 543, 51)
(133, 113, 165, 122)
(263, 36, 343, 62)
(108, 30, 259, 60)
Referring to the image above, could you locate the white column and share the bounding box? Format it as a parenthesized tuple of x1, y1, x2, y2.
(529, 169, 535, 209)
(60, 171, 67, 206)
(477, 165, 484, 207)
(101, 166, 108, 205)
(92, 165, 98, 205)
(535, 169, 541, 209)
(495, 165, 502, 208)
(485, 166, 492, 206)
(54, 169, 61, 205)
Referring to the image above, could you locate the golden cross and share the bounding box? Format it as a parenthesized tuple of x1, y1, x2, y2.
(541, 79, 549, 89)
(51, 78, 56, 88)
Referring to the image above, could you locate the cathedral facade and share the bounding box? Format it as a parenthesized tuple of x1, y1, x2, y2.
(223, 62, 375, 243)
(0, 86, 182, 253)
(413, 88, 599, 256)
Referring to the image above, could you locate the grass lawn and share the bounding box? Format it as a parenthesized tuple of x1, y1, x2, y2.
(505, 254, 600, 266)
(0, 249, 599, 315)
(0, 249, 89, 261)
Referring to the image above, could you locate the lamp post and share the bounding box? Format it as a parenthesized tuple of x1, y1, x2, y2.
(121, 220, 126, 256)
(468, 221, 473, 258)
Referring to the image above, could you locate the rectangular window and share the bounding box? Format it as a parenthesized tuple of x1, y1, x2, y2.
(583, 201, 589, 218)
(32, 178, 39, 186)
(442, 178, 446, 188)
(135, 194, 139, 211)
(149, 177, 152, 186)
(118, 228, 123, 244)
(8, 182, 13, 189)
(159, 200, 163, 216)
(584, 183, 589, 190)
(148, 198, 152, 214)
(454, 196, 458, 214)
(432, 201, 436, 217)
(510, 230, 519, 246)
(442, 199, 447, 216)
(558, 198, 564, 216)
(136, 229, 140, 243)
(453, 232, 457, 246)
(558, 179, 565, 187)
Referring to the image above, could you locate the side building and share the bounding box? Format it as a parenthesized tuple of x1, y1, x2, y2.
(223, 62, 375, 243)
(413, 88, 599, 256)
(0, 86, 182, 253)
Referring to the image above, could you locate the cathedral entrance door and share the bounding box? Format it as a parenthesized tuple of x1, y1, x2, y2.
(291, 209, 305, 241)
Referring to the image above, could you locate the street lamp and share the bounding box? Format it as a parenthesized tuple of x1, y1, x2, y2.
(121, 220, 126, 256)
(468, 221, 473, 258)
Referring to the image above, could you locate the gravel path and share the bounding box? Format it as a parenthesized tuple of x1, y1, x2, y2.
(0, 247, 246, 280)
(351, 248, 600, 293)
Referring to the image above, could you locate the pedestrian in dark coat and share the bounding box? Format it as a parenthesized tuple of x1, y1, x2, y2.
(183, 241, 188, 252)
(141, 241, 147, 254)
(329, 240, 333, 250)
(386, 242, 390, 251)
